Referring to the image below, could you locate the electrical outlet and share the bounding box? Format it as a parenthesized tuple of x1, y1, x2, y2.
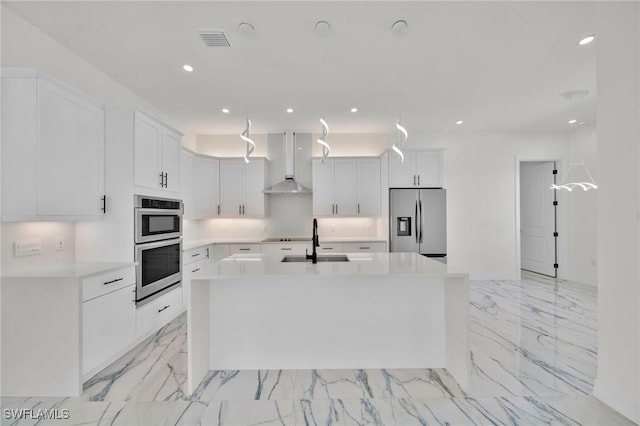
(54, 236, 65, 251)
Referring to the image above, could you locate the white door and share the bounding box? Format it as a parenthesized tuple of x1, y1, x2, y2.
(181, 151, 195, 218)
(520, 162, 557, 277)
(219, 160, 243, 216)
(388, 151, 417, 187)
(333, 159, 357, 216)
(37, 79, 104, 216)
(356, 159, 381, 216)
(243, 159, 266, 217)
(195, 156, 219, 217)
(312, 159, 335, 216)
(415, 151, 443, 188)
(134, 112, 162, 189)
(161, 130, 181, 192)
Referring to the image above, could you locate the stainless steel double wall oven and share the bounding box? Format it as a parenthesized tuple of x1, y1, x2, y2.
(134, 195, 183, 304)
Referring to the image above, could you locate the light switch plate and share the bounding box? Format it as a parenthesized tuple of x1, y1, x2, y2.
(14, 239, 41, 257)
(54, 236, 65, 251)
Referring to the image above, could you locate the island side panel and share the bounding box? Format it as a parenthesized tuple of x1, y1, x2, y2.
(445, 275, 470, 391)
(208, 275, 446, 370)
(187, 277, 210, 394)
(1, 277, 82, 396)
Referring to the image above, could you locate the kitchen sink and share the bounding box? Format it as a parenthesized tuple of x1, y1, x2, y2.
(281, 255, 349, 263)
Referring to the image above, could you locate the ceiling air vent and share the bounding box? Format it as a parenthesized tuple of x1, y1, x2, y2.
(194, 29, 230, 48)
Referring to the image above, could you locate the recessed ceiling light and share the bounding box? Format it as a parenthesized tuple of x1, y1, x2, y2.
(456, 120, 463, 125)
(350, 107, 358, 113)
(286, 108, 294, 113)
(578, 34, 595, 46)
(183, 64, 194, 72)
(221, 108, 230, 114)
(568, 119, 577, 124)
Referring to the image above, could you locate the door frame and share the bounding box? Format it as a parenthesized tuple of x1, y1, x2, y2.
(514, 157, 567, 280)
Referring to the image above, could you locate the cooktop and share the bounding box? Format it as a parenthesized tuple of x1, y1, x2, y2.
(261, 237, 312, 242)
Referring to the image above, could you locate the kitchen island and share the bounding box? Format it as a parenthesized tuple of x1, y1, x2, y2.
(187, 252, 470, 393)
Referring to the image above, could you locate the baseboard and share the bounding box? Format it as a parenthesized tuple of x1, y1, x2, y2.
(469, 273, 518, 281)
(593, 378, 640, 424)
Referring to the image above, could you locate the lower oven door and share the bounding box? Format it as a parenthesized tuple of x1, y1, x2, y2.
(135, 238, 182, 303)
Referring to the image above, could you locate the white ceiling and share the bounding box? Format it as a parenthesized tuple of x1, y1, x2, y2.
(4, 1, 597, 136)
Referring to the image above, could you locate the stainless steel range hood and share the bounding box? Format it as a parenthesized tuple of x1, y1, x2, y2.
(263, 131, 312, 195)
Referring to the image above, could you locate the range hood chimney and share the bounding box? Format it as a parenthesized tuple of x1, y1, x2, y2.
(263, 131, 312, 195)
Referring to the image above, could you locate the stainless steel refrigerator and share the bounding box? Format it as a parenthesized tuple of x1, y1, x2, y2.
(389, 188, 446, 260)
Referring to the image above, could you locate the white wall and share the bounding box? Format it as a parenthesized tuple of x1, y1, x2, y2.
(408, 132, 569, 279)
(593, 3, 640, 423)
(566, 124, 597, 286)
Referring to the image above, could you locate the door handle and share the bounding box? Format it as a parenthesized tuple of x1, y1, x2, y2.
(217, 205, 220, 215)
(164, 173, 168, 188)
(157, 305, 170, 313)
(101, 195, 106, 214)
(242, 205, 245, 215)
(418, 175, 420, 186)
(239, 205, 241, 215)
(159, 172, 164, 187)
(357, 203, 360, 214)
(415, 200, 419, 243)
(103, 277, 123, 286)
(413, 175, 416, 186)
(419, 199, 423, 243)
(336, 204, 338, 214)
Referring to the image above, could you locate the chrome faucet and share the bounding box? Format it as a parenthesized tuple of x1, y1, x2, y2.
(306, 218, 320, 264)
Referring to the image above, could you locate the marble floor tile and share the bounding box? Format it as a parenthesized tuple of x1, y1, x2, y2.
(294, 370, 377, 400)
(197, 400, 295, 426)
(193, 370, 297, 402)
(3, 273, 634, 426)
(366, 369, 465, 399)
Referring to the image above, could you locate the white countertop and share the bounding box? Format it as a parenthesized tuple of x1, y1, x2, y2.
(183, 237, 387, 251)
(2, 261, 136, 279)
(193, 252, 466, 280)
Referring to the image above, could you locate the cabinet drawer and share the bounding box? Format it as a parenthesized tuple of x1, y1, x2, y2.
(82, 266, 136, 302)
(228, 244, 261, 254)
(136, 286, 182, 339)
(318, 243, 343, 252)
(342, 242, 386, 253)
(260, 243, 309, 255)
(184, 246, 208, 265)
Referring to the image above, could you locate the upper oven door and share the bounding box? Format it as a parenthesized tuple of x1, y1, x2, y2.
(135, 208, 182, 243)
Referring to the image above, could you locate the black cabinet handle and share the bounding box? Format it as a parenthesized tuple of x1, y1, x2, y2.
(239, 248, 251, 251)
(217, 205, 220, 215)
(418, 175, 420, 186)
(103, 277, 123, 286)
(360, 247, 370, 250)
(158, 305, 170, 313)
(101, 195, 106, 213)
(280, 248, 292, 251)
(160, 172, 164, 187)
(192, 268, 200, 273)
(192, 253, 200, 257)
(165, 173, 168, 188)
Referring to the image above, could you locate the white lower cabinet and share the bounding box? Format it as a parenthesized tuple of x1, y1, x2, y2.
(136, 286, 182, 339)
(82, 284, 136, 377)
(210, 244, 230, 261)
(182, 245, 210, 310)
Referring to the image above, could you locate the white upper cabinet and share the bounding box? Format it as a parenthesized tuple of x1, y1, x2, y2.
(134, 109, 182, 193)
(219, 158, 267, 217)
(388, 150, 443, 188)
(195, 156, 220, 217)
(356, 158, 381, 216)
(1, 70, 105, 221)
(181, 150, 196, 218)
(312, 157, 380, 217)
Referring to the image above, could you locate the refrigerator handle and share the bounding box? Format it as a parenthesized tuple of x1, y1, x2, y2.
(415, 200, 419, 243)
(419, 199, 423, 243)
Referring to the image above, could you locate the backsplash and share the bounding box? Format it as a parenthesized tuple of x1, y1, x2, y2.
(1, 222, 75, 274)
